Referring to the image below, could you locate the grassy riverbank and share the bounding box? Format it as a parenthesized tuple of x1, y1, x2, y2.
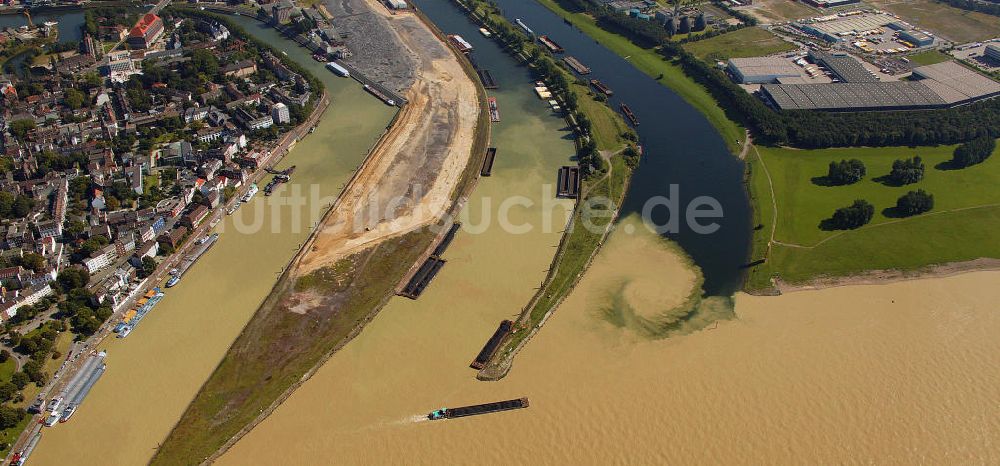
(535, 0, 745, 155)
(746, 141, 1000, 291)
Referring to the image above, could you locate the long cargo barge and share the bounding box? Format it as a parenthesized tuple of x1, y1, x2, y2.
(590, 79, 613, 96)
(470, 319, 513, 369)
(364, 84, 397, 106)
(557, 166, 581, 198)
(433, 222, 462, 257)
(481, 147, 497, 176)
(538, 35, 564, 53)
(563, 56, 591, 75)
(400, 257, 446, 299)
(488, 97, 500, 122)
(428, 397, 529, 420)
(58, 352, 105, 403)
(61, 363, 106, 422)
(477, 68, 498, 89)
(620, 103, 638, 126)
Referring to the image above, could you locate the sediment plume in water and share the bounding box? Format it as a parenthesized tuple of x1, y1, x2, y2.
(595, 215, 734, 338)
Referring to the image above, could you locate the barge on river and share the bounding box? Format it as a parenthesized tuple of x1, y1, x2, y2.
(538, 35, 564, 53)
(488, 97, 500, 122)
(557, 166, 581, 198)
(590, 79, 613, 96)
(563, 56, 591, 75)
(620, 103, 638, 126)
(470, 319, 513, 369)
(448, 34, 473, 53)
(481, 147, 497, 176)
(364, 84, 396, 106)
(428, 397, 529, 420)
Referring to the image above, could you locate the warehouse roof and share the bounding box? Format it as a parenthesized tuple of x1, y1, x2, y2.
(810, 51, 877, 83)
(728, 57, 802, 79)
(911, 61, 1000, 104)
(761, 82, 946, 110)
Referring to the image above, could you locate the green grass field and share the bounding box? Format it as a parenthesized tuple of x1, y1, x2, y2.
(682, 27, 796, 62)
(0, 359, 15, 384)
(906, 49, 952, 66)
(570, 83, 629, 152)
(869, 0, 1000, 43)
(536, 0, 746, 155)
(746, 142, 1000, 289)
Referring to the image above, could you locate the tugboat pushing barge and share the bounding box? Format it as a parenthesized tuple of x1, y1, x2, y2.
(428, 397, 529, 420)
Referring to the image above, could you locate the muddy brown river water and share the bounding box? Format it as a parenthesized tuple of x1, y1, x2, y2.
(33, 8, 1000, 465)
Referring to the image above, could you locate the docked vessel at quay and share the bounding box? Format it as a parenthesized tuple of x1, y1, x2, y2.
(325, 61, 350, 77)
(113, 288, 166, 338)
(165, 233, 221, 290)
(241, 183, 259, 203)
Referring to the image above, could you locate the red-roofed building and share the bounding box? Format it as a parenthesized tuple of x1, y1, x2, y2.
(128, 14, 165, 49)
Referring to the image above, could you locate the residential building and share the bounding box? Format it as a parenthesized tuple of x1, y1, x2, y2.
(271, 102, 290, 124)
(128, 14, 165, 49)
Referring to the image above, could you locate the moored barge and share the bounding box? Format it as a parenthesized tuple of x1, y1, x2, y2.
(481, 147, 497, 176)
(589, 79, 613, 96)
(488, 97, 500, 122)
(563, 56, 591, 75)
(470, 319, 513, 369)
(538, 35, 564, 53)
(620, 103, 638, 126)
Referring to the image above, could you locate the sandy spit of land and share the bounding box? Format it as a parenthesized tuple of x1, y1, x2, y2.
(296, 0, 479, 276)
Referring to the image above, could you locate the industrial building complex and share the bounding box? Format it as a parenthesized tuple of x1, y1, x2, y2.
(759, 61, 1000, 111)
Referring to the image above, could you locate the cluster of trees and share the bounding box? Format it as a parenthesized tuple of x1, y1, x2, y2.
(951, 135, 996, 168)
(8, 320, 68, 391)
(826, 159, 867, 185)
(829, 200, 875, 230)
(622, 144, 642, 169)
(53, 269, 111, 336)
(888, 156, 925, 185)
(83, 8, 137, 37)
(8, 119, 36, 142)
(659, 41, 1000, 148)
(895, 189, 934, 217)
(938, 0, 1000, 17)
(0, 192, 35, 220)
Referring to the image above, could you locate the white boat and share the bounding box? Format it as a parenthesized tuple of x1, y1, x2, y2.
(516, 18, 534, 36)
(59, 405, 77, 422)
(241, 184, 259, 203)
(116, 325, 133, 338)
(479, 27, 492, 37)
(325, 61, 350, 77)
